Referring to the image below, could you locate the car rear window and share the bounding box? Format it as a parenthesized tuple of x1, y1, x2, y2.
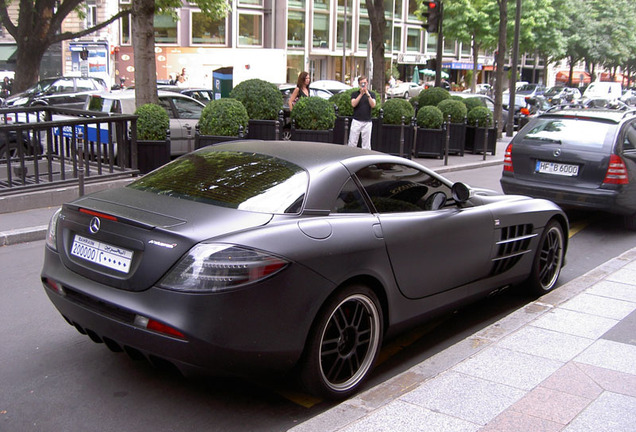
(518, 117, 615, 149)
(129, 150, 308, 214)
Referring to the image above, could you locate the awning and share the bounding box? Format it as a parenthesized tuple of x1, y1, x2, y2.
(555, 70, 590, 85)
(0, 44, 17, 62)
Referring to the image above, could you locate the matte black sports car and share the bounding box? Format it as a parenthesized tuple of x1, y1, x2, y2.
(41, 141, 568, 399)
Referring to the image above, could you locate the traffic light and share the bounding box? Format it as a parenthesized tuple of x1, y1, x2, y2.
(424, 1, 441, 33)
(80, 49, 89, 61)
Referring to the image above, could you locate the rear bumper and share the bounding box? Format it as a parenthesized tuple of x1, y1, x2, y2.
(500, 176, 634, 216)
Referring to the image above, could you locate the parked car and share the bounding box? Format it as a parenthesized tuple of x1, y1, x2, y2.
(386, 82, 422, 99)
(84, 90, 205, 155)
(450, 92, 509, 126)
(463, 83, 492, 95)
(310, 79, 352, 93)
(279, 84, 334, 139)
(42, 140, 568, 399)
(620, 89, 636, 105)
(503, 83, 545, 110)
(582, 82, 622, 102)
(540, 86, 581, 106)
(501, 109, 636, 229)
(3, 76, 108, 108)
(158, 85, 215, 103)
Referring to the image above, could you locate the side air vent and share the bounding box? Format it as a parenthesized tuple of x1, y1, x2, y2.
(490, 224, 537, 276)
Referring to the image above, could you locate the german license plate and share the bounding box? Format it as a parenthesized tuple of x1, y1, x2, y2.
(71, 234, 133, 273)
(536, 160, 579, 177)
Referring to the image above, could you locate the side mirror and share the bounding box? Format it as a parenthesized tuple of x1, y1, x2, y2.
(451, 182, 471, 204)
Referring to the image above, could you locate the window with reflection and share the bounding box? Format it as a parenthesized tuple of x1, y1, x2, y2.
(120, 13, 131, 45)
(288, 0, 306, 7)
(426, 32, 436, 53)
(238, 13, 263, 46)
(337, 16, 352, 50)
(314, 0, 328, 11)
(406, 27, 420, 52)
(358, 18, 370, 50)
(239, 0, 263, 5)
(385, 25, 401, 51)
(313, 13, 329, 48)
(192, 11, 226, 45)
(288, 11, 305, 49)
(384, 0, 403, 17)
(444, 37, 456, 56)
(154, 14, 178, 44)
(408, 0, 418, 20)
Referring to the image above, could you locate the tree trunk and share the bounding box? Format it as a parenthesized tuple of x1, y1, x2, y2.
(494, 0, 507, 137)
(132, 0, 159, 107)
(13, 42, 47, 92)
(471, 38, 480, 93)
(366, 0, 386, 101)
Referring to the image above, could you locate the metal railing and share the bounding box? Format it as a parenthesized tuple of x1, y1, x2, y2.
(0, 106, 139, 196)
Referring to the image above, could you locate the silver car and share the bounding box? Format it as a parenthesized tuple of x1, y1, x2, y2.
(85, 90, 205, 155)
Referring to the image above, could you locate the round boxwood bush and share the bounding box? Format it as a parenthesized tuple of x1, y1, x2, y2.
(467, 106, 493, 127)
(382, 98, 415, 125)
(330, 88, 382, 118)
(229, 78, 283, 120)
(437, 99, 467, 124)
(416, 105, 444, 129)
(135, 103, 169, 140)
(291, 96, 336, 130)
(462, 97, 484, 113)
(416, 87, 450, 107)
(198, 98, 249, 136)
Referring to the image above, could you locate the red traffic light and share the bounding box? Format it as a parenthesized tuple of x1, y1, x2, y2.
(428, 1, 438, 8)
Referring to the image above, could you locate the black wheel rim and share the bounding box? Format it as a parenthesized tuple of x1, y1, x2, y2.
(318, 294, 380, 392)
(538, 226, 563, 290)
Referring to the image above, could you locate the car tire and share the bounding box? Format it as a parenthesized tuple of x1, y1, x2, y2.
(525, 220, 565, 295)
(300, 284, 383, 399)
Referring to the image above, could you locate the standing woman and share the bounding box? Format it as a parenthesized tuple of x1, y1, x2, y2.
(289, 71, 311, 110)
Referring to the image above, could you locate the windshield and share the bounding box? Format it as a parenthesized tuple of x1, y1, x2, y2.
(519, 117, 615, 149)
(129, 150, 309, 214)
(544, 87, 564, 96)
(517, 84, 540, 94)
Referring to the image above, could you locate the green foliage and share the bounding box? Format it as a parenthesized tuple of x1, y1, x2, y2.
(229, 78, 283, 120)
(467, 106, 493, 127)
(291, 96, 336, 130)
(437, 99, 468, 124)
(329, 88, 382, 118)
(463, 97, 484, 112)
(134, 103, 169, 140)
(198, 98, 248, 136)
(381, 98, 415, 125)
(416, 105, 444, 129)
(416, 87, 451, 107)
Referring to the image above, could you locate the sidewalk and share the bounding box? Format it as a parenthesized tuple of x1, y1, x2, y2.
(0, 136, 512, 245)
(290, 247, 636, 432)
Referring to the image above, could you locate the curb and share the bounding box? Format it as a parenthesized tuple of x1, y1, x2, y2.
(0, 225, 48, 246)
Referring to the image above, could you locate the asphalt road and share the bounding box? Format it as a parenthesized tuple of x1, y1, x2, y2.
(2, 165, 635, 431)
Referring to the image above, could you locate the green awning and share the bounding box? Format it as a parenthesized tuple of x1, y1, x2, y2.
(0, 44, 17, 62)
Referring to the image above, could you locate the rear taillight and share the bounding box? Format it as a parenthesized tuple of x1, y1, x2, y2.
(45, 208, 62, 252)
(503, 143, 514, 172)
(603, 154, 629, 185)
(159, 244, 289, 293)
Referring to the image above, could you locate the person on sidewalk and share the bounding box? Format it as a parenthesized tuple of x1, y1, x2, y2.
(348, 76, 376, 150)
(289, 71, 311, 110)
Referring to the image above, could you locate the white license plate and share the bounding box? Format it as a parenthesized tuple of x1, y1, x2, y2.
(71, 235, 133, 273)
(536, 160, 579, 177)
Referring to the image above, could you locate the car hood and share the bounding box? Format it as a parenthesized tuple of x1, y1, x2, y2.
(56, 187, 274, 292)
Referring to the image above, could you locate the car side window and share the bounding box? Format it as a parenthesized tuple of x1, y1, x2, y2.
(623, 122, 636, 152)
(354, 164, 453, 213)
(332, 178, 370, 214)
(157, 98, 175, 118)
(172, 97, 204, 119)
(54, 78, 75, 93)
(76, 78, 96, 91)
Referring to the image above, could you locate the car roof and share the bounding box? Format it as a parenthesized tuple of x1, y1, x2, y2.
(539, 108, 636, 123)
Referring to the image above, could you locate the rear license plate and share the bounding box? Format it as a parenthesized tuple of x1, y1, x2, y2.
(71, 234, 133, 273)
(535, 160, 579, 177)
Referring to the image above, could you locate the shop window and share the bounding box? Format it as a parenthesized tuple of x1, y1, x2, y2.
(238, 13, 263, 46)
(154, 14, 178, 44)
(406, 27, 420, 52)
(192, 12, 226, 45)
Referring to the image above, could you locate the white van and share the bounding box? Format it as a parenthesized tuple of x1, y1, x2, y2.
(583, 82, 622, 101)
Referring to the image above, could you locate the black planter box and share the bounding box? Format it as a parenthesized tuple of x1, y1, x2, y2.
(333, 116, 350, 145)
(414, 127, 444, 159)
(446, 122, 466, 156)
(194, 133, 241, 149)
(247, 119, 281, 140)
(291, 128, 334, 143)
(137, 139, 170, 174)
(465, 125, 497, 155)
(376, 123, 413, 158)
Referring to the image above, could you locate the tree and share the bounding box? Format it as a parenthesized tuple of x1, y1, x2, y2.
(365, 0, 387, 101)
(0, 0, 131, 93)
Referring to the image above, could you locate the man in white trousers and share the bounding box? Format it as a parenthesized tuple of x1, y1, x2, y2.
(348, 76, 376, 149)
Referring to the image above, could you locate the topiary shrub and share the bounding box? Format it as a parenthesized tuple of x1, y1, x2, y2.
(330, 88, 382, 118)
(462, 97, 484, 113)
(416, 105, 444, 129)
(382, 98, 415, 125)
(199, 98, 249, 136)
(229, 78, 283, 120)
(135, 103, 169, 140)
(416, 87, 450, 107)
(467, 106, 493, 127)
(291, 96, 336, 130)
(437, 99, 467, 124)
